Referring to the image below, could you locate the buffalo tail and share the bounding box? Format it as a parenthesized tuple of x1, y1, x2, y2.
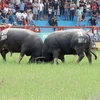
(90, 50, 97, 60)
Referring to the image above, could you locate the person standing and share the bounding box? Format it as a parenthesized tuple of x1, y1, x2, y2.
(44, 0, 49, 20)
(48, 6, 53, 20)
(64, 1, 69, 20)
(53, 1, 59, 19)
(26, 0, 32, 12)
(76, 7, 83, 26)
(19, 0, 26, 13)
(38, 0, 44, 20)
(32, 0, 39, 20)
(69, 1, 76, 21)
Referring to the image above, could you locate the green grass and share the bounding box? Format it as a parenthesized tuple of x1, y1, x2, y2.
(0, 51, 100, 100)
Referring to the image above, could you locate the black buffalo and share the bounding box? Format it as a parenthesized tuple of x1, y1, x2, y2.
(0, 28, 43, 63)
(42, 29, 97, 64)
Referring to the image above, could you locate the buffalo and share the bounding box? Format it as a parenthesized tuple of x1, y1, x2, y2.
(42, 29, 97, 64)
(0, 28, 43, 63)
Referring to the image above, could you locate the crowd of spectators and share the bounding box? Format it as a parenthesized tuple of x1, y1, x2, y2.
(0, 0, 100, 26)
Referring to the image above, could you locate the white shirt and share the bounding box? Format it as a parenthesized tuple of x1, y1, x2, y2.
(48, 8, 53, 14)
(86, 4, 90, 11)
(15, 0, 20, 5)
(21, 13, 27, 19)
(3, 7, 8, 14)
(77, 0, 86, 7)
(39, 3, 44, 11)
(27, 13, 33, 20)
(30, 0, 33, 3)
(16, 12, 22, 19)
(70, 3, 76, 10)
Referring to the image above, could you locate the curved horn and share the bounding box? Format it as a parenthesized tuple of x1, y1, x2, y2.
(35, 56, 46, 61)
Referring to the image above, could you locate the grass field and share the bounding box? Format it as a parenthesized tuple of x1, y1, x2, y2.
(0, 50, 100, 100)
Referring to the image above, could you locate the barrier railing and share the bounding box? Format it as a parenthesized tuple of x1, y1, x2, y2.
(0, 25, 99, 33)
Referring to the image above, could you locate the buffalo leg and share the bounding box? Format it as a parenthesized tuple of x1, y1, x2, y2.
(18, 54, 24, 64)
(54, 58, 58, 64)
(59, 55, 65, 63)
(85, 51, 92, 64)
(10, 52, 13, 57)
(75, 48, 84, 63)
(28, 56, 32, 63)
(18, 47, 26, 64)
(1, 51, 6, 61)
(53, 50, 60, 64)
(28, 56, 36, 63)
(1, 48, 9, 61)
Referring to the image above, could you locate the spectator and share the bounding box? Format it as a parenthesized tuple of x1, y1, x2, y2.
(32, 0, 39, 20)
(7, 1, 15, 14)
(1, 13, 8, 23)
(91, 1, 98, 11)
(38, 0, 44, 20)
(26, 0, 32, 12)
(53, 1, 59, 19)
(49, 0, 54, 7)
(15, 0, 20, 11)
(1, 0, 7, 10)
(91, 8, 98, 18)
(48, 6, 53, 20)
(97, 0, 100, 7)
(86, 2, 91, 16)
(19, 0, 26, 13)
(59, 0, 64, 16)
(69, 1, 76, 21)
(19, 15, 25, 25)
(81, 3, 86, 21)
(76, 7, 83, 26)
(48, 16, 58, 31)
(7, 10, 15, 24)
(21, 11, 27, 20)
(79, 0, 85, 7)
(3, 6, 8, 15)
(64, 1, 69, 20)
(88, 16, 98, 26)
(1, 8, 8, 23)
(15, 10, 22, 25)
(79, 0, 85, 14)
(44, 0, 49, 20)
(27, 10, 34, 25)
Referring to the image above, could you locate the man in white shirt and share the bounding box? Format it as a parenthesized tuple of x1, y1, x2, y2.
(38, 0, 44, 20)
(15, 11, 22, 25)
(21, 11, 27, 19)
(69, 2, 76, 21)
(77, 0, 86, 7)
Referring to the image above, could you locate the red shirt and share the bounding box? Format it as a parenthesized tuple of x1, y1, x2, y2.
(26, 2, 32, 10)
(91, 3, 98, 10)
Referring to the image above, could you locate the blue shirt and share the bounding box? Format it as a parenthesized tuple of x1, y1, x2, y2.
(19, 3, 25, 11)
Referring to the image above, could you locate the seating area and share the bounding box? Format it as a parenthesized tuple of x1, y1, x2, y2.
(33, 16, 100, 32)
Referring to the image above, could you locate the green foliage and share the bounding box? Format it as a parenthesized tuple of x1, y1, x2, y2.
(0, 51, 100, 100)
